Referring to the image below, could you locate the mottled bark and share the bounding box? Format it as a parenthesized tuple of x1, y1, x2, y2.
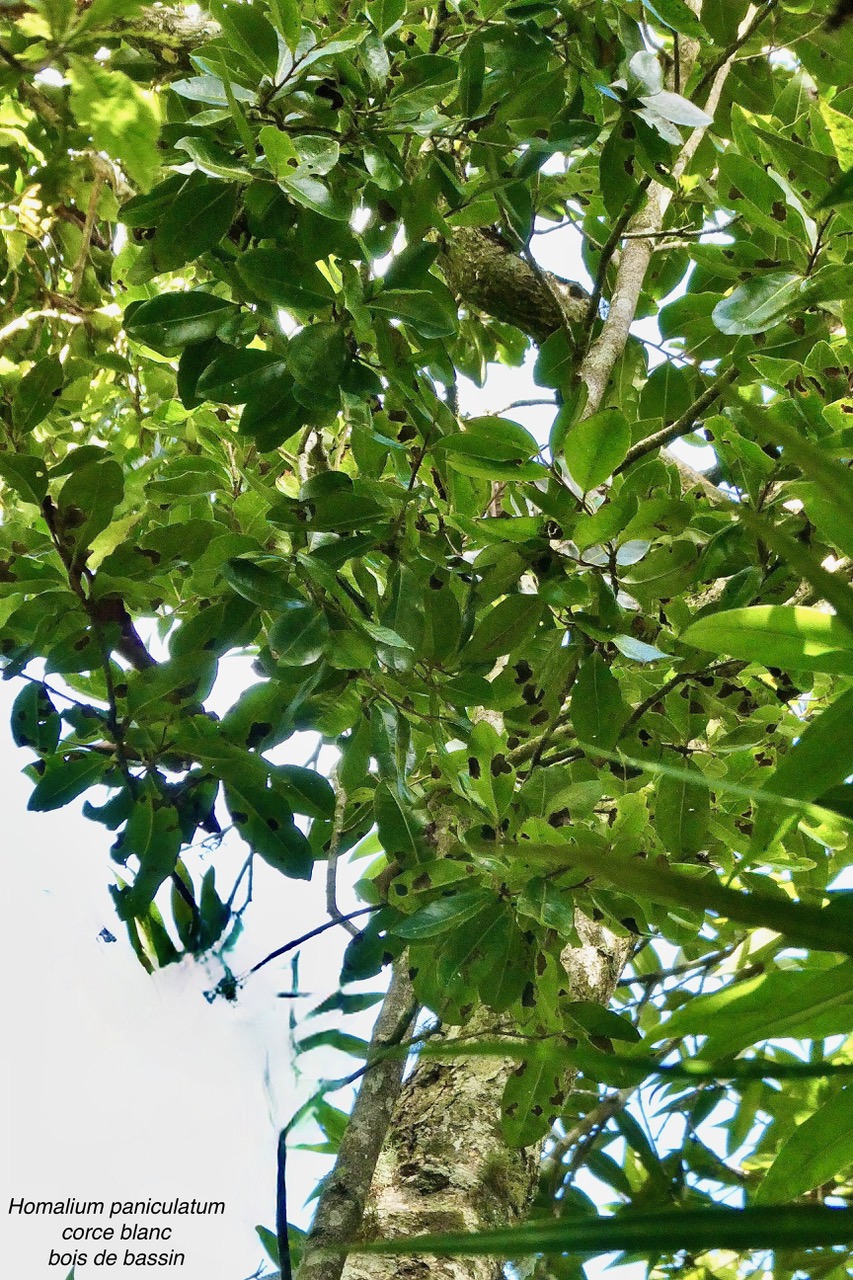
(441, 228, 588, 347)
(337, 919, 631, 1280)
(112, 6, 220, 74)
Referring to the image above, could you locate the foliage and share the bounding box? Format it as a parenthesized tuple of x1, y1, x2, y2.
(2, 0, 853, 1275)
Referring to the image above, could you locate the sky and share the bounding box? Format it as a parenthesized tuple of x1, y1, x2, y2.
(0, 218, 711, 1280)
(0, 658, 369, 1278)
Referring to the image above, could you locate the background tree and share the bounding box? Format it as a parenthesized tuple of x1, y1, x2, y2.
(2, 2, 853, 1279)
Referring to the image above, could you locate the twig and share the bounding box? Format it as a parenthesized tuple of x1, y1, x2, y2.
(326, 773, 360, 938)
(616, 942, 740, 987)
(246, 907, 379, 977)
(693, 0, 780, 99)
(429, 0, 450, 53)
(547, 1088, 636, 1197)
(70, 169, 105, 301)
(617, 663, 734, 740)
(579, 175, 652, 342)
(522, 244, 584, 337)
(495, 397, 556, 414)
(615, 366, 738, 473)
(227, 852, 254, 912)
(0, 42, 62, 126)
(277, 1127, 293, 1280)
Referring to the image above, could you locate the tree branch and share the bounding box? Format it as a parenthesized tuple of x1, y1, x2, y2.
(441, 226, 588, 346)
(295, 961, 418, 1280)
(615, 366, 739, 474)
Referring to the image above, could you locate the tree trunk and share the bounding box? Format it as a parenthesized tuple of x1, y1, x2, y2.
(291, 921, 631, 1280)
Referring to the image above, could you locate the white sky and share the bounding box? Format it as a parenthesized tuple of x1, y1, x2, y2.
(0, 658, 374, 1278)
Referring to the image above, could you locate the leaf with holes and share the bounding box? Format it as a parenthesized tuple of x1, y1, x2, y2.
(224, 776, 313, 879)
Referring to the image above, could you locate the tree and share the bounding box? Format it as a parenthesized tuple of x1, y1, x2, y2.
(2, 1, 853, 1278)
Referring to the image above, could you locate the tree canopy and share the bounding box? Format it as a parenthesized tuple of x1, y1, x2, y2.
(2, 0, 853, 1276)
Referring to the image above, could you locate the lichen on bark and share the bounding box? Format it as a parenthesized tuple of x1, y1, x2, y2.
(334, 920, 631, 1280)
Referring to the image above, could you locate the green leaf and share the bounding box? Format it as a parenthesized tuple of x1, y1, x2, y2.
(516, 877, 576, 936)
(260, 127, 341, 182)
(745, 405, 853, 558)
(120, 173, 187, 227)
(12, 357, 63, 432)
(755, 1087, 853, 1203)
(394, 889, 494, 939)
(173, 137, 250, 182)
(239, 373, 308, 450)
(655, 758, 711, 857)
(268, 0, 301, 49)
(10, 682, 61, 754)
(268, 600, 330, 666)
(279, 172, 350, 222)
(149, 176, 239, 275)
(441, 417, 539, 463)
(297, 1028, 370, 1057)
(458, 35, 485, 117)
(643, 0, 706, 39)
(224, 776, 313, 879)
(496, 834, 853, 957)
(368, 0, 405, 37)
(236, 247, 336, 312)
(565, 1001, 640, 1044)
(628, 50, 663, 97)
(112, 788, 182, 916)
(736, 506, 853, 636)
(564, 409, 631, 491)
(465, 595, 545, 663)
(712, 272, 803, 335)
(208, 0, 279, 78)
(56, 458, 124, 551)
(570, 652, 626, 750)
(435, 417, 543, 480)
(124, 292, 237, 352)
(287, 323, 347, 394)
(272, 764, 335, 819)
(369, 288, 458, 339)
(255, 1224, 280, 1267)
(611, 635, 669, 663)
(681, 605, 853, 674)
(27, 752, 109, 811)
(817, 166, 853, 210)
(718, 150, 808, 242)
(0, 452, 49, 505)
(639, 90, 712, 129)
(638, 360, 693, 422)
(349, 1205, 853, 1258)
(221, 557, 300, 609)
(752, 687, 853, 849)
(662, 961, 853, 1058)
(126, 653, 218, 719)
(68, 58, 160, 189)
(196, 347, 288, 404)
(501, 1041, 565, 1146)
(374, 782, 428, 862)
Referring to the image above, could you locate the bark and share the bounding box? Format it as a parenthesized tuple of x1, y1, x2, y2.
(111, 6, 220, 73)
(579, 13, 746, 418)
(440, 227, 588, 347)
(336, 920, 631, 1280)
